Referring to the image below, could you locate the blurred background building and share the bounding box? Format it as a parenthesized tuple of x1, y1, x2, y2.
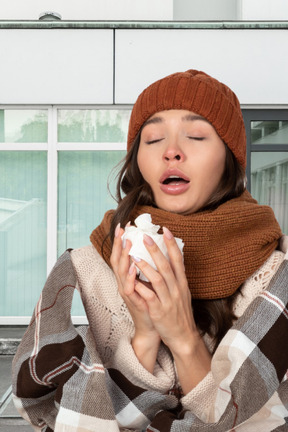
(0, 0, 288, 323)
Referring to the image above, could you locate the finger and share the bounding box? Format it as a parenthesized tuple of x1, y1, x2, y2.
(134, 279, 159, 305)
(114, 241, 134, 301)
(117, 238, 132, 281)
(134, 281, 169, 324)
(142, 234, 179, 292)
(110, 223, 124, 271)
(162, 227, 187, 288)
(122, 262, 137, 296)
(111, 225, 133, 300)
(122, 265, 152, 314)
(132, 256, 171, 304)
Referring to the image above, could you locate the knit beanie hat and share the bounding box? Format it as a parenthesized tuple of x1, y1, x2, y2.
(127, 69, 246, 169)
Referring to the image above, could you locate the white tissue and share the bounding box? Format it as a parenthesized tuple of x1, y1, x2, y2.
(121, 213, 184, 282)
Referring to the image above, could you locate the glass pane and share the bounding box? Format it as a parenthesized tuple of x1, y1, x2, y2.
(0, 110, 48, 143)
(251, 152, 288, 234)
(58, 150, 125, 315)
(58, 109, 131, 142)
(251, 120, 288, 144)
(0, 152, 47, 317)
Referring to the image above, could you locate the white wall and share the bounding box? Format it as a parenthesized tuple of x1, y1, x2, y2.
(0, 30, 114, 104)
(0, 28, 287, 105)
(0, 0, 173, 21)
(116, 29, 288, 105)
(241, 0, 288, 20)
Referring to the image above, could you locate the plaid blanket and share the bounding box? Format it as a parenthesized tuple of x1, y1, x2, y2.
(12, 249, 288, 431)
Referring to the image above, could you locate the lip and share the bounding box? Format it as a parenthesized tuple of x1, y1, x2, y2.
(159, 168, 190, 195)
(159, 168, 190, 184)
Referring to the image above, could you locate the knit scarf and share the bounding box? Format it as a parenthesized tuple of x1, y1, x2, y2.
(90, 191, 282, 299)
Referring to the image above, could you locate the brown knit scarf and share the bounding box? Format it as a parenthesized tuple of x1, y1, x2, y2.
(90, 191, 282, 299)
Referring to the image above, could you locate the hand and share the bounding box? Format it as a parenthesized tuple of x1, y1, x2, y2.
(131, 227, 193, 351)
(110, 223, 161, 372)
(132, 227, 211, 392)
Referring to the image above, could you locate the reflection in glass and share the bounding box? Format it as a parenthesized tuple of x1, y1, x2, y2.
(251, 152, 288, 234)
(58, 109, 131, 143)
(58, 151, 125, 254)
(0, 152, 47, 316)
(251, 120, 288, 145)
(0, 110, 48, 143)
(58, 150, 125, 315)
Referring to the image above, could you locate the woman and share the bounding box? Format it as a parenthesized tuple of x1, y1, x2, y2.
(12, 70, 288, 431)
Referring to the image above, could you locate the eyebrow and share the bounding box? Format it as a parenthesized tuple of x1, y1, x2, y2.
(142, 113, 211, 128)
(182, 114, 211, 125)
(142, 116, 164, 128)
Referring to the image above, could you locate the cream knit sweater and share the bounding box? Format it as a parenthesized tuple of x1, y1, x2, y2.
(70, 241, 286, 422)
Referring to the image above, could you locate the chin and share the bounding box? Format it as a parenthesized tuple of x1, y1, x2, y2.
(158, 203, 196, 215)
(156, 195, 201, 214)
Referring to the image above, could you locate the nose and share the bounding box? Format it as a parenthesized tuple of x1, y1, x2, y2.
(163, 145, 184, 162)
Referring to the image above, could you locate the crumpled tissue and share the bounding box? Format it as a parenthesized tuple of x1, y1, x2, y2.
(121, 213, 184, 282)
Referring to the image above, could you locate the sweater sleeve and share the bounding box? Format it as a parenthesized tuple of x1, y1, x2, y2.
(108, 334, 176, 393)
(180, 372, 217, 421)
(180, 249, 287, 422)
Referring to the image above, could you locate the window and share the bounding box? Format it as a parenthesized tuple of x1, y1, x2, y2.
(1, 107, 287, 322)
(0, 109, 48, 319)
(0, 107, 130, 322)
(0, 109, 48, 143)
(243, 110, 288, 235)
(57, 109, 129, 258)
(0, 151, 47, 317)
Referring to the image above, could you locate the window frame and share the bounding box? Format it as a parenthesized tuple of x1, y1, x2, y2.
(242, 109, 288, 191)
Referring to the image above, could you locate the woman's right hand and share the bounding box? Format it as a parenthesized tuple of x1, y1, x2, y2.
(110, 223, 161, 373)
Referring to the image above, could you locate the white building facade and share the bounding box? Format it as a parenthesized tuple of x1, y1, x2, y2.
(0, 0, 288, 323)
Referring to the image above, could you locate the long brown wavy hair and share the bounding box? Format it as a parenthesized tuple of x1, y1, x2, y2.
(109, 128, 246, 350)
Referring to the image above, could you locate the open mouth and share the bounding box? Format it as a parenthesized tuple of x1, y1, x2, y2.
(162, 175, 190, 185)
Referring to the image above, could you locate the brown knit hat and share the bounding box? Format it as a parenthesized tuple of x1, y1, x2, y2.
(127, 69, 246, 168)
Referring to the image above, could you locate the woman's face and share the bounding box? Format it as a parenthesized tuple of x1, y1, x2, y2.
(137, 109, 226, 215)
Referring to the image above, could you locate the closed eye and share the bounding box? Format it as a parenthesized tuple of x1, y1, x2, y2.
(187, 136, 205, 141)
(145, 138, 165, 145)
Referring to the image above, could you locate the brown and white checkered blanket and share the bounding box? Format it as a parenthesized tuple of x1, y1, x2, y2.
(12, 250, 288, 431)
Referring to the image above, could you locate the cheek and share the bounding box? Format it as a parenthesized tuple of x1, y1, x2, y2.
(137, 143, 160, 175)
(206, 139, 226, 170)
(215, 149, 226, 176)
(207, 152, 226, 189)
(212, 152, 225, 173)
(196, 146, 226, 187)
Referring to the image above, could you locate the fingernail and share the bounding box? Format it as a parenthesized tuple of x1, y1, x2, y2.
(125, 221, 131, 228)
(143, 234, 154, 246)
(129, 262, 135, 275)
(132, 255, 141, 263)
(115, 223, 120, 238)
(163, 226, 173, 240)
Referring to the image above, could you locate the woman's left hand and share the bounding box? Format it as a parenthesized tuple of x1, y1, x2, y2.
(133, 227, 211, 393)
(132, 227, 193, 351)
